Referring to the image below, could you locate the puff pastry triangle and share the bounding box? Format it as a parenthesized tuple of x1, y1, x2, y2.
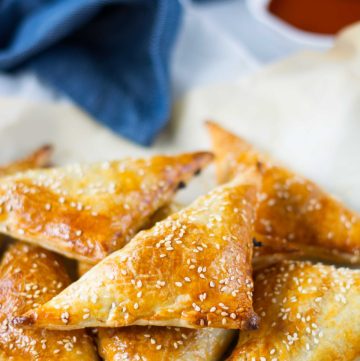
(97, 326, 235, 361)
(207, 121, 360, 264)
(0, 242, 98, 360)
(0, 152, 212, 263)
(17, 171, 260, 330)
(93, 201, 248, 361)
(227, 260, 360, 360)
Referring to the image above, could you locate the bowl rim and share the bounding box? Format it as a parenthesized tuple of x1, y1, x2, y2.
(246, 0, 334, 48)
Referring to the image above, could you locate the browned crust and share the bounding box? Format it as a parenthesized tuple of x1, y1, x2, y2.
(227, 261, 360, 360)
(97, 326, 236, 361)
(206, 121, 360, 264)
(0, 152, 213, 263)
(16, 172, 260, 331)
(0, 242, 98, 360)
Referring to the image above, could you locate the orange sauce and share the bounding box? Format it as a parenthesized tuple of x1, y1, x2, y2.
(268, 0, 360, 35)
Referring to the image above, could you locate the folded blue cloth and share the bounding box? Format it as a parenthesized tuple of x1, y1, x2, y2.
(0, 0, 182, 145)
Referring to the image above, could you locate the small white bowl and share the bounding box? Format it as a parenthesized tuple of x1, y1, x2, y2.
(246, 0, 333, 48)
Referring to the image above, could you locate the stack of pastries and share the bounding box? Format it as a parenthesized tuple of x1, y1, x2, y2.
(0, 122, 358, 360)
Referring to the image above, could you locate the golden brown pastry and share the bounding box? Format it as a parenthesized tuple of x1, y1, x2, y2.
(207, 121, 360, 264)
(143, 202, 184, 229)
(0, 152, 212, 263)
(0, 242, 98, 360)
(227, 260, 360, 361)
(95, 201, 235, 361)
(97, 327, 235, 361)
(77, 205, 298, 276)
(17, 171, 260, 330)
(92, 200, 270, 361)
(77, 203, 185, 277)
(0, 145, 53, 177)
(77, 261, 94, 277)
(0, 145, 54, 253)
(252, 234, 301, 270)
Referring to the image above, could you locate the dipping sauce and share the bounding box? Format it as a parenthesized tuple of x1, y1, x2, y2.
(269, 0, 360, 35)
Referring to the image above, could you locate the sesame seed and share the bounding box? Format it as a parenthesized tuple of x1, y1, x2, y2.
(61, 312, 69, 324)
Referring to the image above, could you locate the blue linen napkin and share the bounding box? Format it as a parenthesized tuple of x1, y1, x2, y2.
(0, 0, 182, 145)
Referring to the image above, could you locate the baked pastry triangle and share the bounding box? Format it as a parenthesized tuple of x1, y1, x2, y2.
(17, 171, 260, 330)
(227, 260, 360, 360)
(0, 242, 98, 360)
(0, 152, 212, 263)
(82, 201, 234, 361)
(0, 145, 53, 177)
(97, 326, 235, 361)
(92, 201, 239, 360)
(207, 121, 360, 264)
